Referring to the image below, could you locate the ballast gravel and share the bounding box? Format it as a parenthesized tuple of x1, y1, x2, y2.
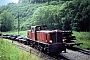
(60, 49, 90, 60)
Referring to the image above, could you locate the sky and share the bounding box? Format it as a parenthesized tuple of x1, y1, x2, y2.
(0, 0, 19, 6)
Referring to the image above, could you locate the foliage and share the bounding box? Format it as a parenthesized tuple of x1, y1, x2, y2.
(0, 0, 90, 31)
(0, 10, 15, 32)
(73, 31, 90, 49)
(73, 31, 90, 40)
(30, 0, 90, 31)
(0, 3, 44, 30)
(71, 0, 90, 31)
(31, 5, 63, 29)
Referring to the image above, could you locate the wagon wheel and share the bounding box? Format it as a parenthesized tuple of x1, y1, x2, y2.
(26, 41, 29, 45)
(30, 42, 34, 47)
(34, 44, 38, 49)
(32, 42, 35, 48)
(38, 45, 43, 51)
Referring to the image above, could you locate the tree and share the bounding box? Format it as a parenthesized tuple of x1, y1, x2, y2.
(0, 10, 15, 32)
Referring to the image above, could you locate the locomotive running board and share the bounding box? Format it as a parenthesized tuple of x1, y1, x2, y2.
(65, 42, 83, 46)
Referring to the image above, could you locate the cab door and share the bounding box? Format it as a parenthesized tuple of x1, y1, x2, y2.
(31, 27, 37, 40)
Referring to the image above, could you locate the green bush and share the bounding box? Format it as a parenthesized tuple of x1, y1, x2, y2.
(73, 31, 90, 49)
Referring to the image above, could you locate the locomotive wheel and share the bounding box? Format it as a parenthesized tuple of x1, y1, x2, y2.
(37, 45, 40, 50)
(32, 42, 35, 48)
(30, 41, 32, 47)
(30, 41, 33, 47)
(44, 46, 49, 54)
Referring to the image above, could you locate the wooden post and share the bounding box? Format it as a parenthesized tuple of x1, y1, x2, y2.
(29, 46, 31, 57)
(12, 40, 13, 43)
(18, 12, 20, 35)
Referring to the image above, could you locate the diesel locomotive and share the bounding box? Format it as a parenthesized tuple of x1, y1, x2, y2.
(27, 25, 66, 53)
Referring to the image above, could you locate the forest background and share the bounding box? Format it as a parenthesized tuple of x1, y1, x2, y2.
(0, 0, 90, 32)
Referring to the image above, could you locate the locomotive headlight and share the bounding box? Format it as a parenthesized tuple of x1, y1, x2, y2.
(49, 40, 52, 43)
(63, 39, 66, 42)
(63, 39, 65, 41)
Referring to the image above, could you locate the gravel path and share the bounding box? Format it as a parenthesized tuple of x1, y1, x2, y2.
(60, 49, 90, 60)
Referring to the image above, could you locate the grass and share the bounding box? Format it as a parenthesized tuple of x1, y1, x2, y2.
(73, 31, 90, 49)
(0, 38, 42, 60)
(2, 30, 27, 36)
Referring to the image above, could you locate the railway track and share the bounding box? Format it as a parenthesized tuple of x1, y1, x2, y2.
(67, 47, 90, 55)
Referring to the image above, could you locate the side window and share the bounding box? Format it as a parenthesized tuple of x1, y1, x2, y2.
(36, 27, 40, 31)
(31, 28, 34, 32)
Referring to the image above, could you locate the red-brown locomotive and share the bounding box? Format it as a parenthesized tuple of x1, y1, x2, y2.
(27, 25, 65, 53)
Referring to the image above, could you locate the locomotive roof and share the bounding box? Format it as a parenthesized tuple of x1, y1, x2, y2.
(31, 25, 47, 28)
(37, 30, 62, 33)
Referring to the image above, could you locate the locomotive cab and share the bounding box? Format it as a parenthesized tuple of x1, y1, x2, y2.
(29, 25, 47, 40)
(31, 25, 47, 32)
